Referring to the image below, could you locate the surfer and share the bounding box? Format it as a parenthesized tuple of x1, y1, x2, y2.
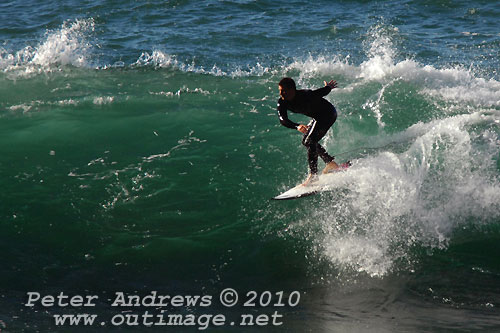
(277, 77, 339, 186)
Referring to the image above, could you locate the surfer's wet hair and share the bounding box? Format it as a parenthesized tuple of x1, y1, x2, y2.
(279, 77, 296, 90)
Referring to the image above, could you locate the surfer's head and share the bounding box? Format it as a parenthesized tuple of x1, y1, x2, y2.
(279, 77, 296, 101)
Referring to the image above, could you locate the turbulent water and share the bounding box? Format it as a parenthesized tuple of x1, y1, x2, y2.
(1, 0, 500, 332)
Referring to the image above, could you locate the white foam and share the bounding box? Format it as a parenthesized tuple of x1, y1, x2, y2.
(93, 96, 115, 105)
(278, 110, 500, 278)
(324, 236, 393, 277)
(8, 103, 33, 113)
(287, 54, 355, 80)
(133, 50, 278, 78)
(135, 51, 179, 68)
(421, 76, 500, 107)
(286, 24, 500, 108)
(134, 50, 220, 75)
(1, 18, 94, 75)
(359, 25, 398, 80)
(32, 19, 94, 67)
(7, 99, 80, 113)
(371, 111, 500, 150)
(149, 87, 211, 97)
(312, 110, 500, 277)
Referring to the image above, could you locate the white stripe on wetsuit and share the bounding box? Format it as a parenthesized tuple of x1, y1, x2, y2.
(304, 119, 317, 145)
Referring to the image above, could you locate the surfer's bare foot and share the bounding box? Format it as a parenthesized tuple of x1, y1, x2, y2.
(302, 173, 319, 186)
(322, 161, 339, 174)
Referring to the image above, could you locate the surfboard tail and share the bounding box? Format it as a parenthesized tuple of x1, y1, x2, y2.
(339, 160, 352, 169)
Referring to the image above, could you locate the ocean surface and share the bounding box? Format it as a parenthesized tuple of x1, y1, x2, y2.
(1, 0, 500, 331)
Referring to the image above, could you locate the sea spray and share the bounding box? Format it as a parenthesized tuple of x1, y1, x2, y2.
(1, 18, 95, 76)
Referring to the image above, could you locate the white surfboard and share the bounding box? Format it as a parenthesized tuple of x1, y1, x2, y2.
(273, 162, 351, 200)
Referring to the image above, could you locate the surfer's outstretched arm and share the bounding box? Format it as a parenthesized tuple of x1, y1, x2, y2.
(312, 80, 337, 97)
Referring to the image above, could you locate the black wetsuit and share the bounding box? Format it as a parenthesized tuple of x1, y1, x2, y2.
(277, 86, 337, 174)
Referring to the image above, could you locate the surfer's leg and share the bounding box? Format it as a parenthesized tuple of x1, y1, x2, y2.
(301, 139, 319, 186)
(317, 109, 338, 173)
(302, 140, 332, 185)
(302, 172, 319, 186)
(322, 160, 339, 173)
(316, 143, 334, 164)
(307, 144, 319, 174)
(303, 124, 332, 165)
(316, 142, 339, 173)
(303, 109, 340, 176)
(302, 120, 320, 175)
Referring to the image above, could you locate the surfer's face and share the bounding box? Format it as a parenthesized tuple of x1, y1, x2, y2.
(279, 85, 296, 101)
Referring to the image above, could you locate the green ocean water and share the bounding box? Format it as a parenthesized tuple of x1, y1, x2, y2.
(1, 1, 500, 331)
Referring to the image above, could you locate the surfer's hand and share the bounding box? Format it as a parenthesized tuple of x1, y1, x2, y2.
(324, 80, 338, 89)
(297, 124, 309, 134)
